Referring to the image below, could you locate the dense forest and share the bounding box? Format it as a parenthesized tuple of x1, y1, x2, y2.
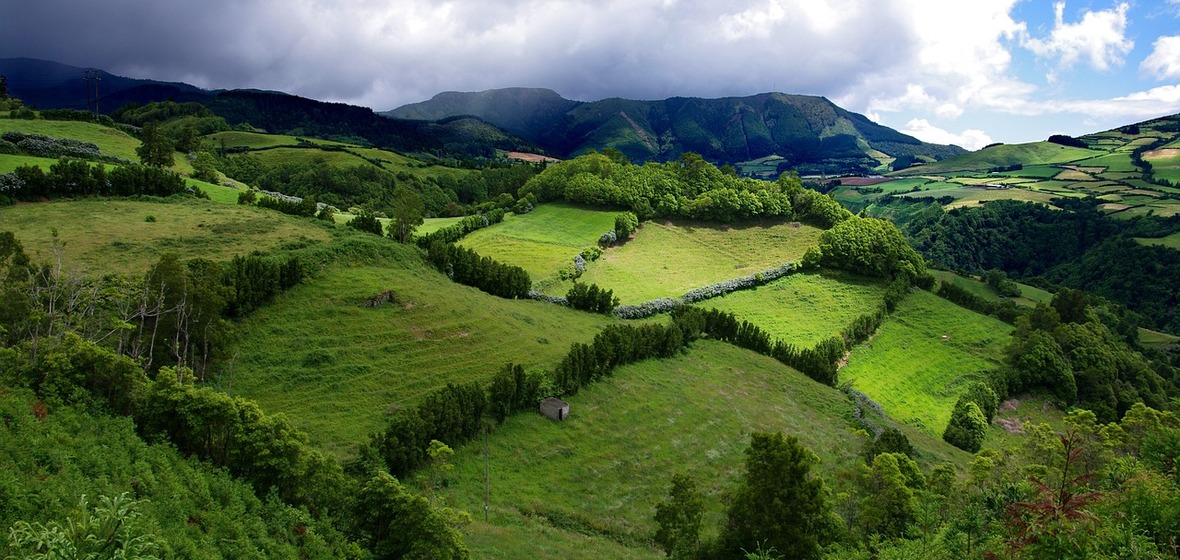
(891, 198, 1180, 333)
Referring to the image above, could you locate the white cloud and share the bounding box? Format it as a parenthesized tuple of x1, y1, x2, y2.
(1141, 35, 1180, 80)
(1022, 2, 1133, 72)
(900, 119, 994, 150)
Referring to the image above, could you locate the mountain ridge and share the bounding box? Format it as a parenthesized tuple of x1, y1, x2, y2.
(386, 88, 968, 173)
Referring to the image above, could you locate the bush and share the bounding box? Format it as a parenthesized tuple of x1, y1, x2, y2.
(614, 211, 639, 240)
(237, 189, 257, 205)
(943, 398, 987, 452)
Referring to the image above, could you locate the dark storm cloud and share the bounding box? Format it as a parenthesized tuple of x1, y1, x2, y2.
(0, 0, 921, 110)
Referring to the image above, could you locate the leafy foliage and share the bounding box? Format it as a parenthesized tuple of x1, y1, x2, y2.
(653, 474, 704, 559)
(942, 399, 987, 452)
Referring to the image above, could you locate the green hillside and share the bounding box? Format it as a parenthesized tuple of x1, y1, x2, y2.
(839, 290, 1012, 436)
(229, 247, 614, 457)
(440, 340, 966, 559)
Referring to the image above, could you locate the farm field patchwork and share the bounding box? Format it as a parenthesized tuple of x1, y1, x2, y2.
(458, 203, 618, 280)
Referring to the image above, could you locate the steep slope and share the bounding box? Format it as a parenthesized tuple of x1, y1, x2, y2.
(386, 89, 966, 172)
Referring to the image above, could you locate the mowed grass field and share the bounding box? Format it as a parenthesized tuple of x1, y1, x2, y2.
(439, 340, 965, 560)
(565, 219, 824, 302)
(228, 250, 614, 457)
(0, 197, 333, 276)
(838, 290, 1012, 437)
(458, 204, 618, 280)
(703, 270, 885, 347)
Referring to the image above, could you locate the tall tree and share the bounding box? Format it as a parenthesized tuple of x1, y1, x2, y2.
(653, 473, 704, 559)
(389, 185, 425, 243)
(135, 121, 174, 168)
(723, 432, 833, 560)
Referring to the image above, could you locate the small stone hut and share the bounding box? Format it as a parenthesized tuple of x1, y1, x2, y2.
(539, 397, 570, 421)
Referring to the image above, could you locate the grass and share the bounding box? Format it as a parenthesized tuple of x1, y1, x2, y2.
(458, 204, 618, 280)
(838, 290, 1012, 437)
(930, 269, 1052, 307)
(438, 339, 967, 559)
(1136, 231, 1180, 250)
(227, 251, 614, 457)
(564, 219, 823, 303)
(0, 118, 193, 175)
(703, 270, 885, 347)
(0, 197, 333, 276)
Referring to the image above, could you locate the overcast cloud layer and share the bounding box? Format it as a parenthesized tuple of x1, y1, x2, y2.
(3, 0, 1180, 149)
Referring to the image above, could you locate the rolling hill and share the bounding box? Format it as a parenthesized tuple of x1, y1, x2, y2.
(386, 88, 967, 173)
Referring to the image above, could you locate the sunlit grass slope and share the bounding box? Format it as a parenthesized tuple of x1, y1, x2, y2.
(704, 270, 885, 347)
(567, 218, 823, 302)
(458, 203, 618, 280)
(838, 290, 1012, 437)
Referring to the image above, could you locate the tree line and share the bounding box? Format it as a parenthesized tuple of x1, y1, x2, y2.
(0, 158, 189, 203)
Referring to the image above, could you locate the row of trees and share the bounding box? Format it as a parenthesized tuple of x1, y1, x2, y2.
(424, 240, 531, 299)
(0, 159, 188, 202)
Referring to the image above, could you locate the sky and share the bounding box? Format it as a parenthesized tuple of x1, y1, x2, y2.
(2, 0, 1180, 150)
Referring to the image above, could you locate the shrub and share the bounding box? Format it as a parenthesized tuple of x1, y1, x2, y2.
(943, 398, 987, 452)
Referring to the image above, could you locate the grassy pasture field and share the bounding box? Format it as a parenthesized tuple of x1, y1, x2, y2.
(228, 250, 614, 457)
(0, 117, 195, 175)
(838, 290, 1012, 437)
(703, 271, 885, 347)
(563, 219, 823, 302)
(458, 204, 618, 281)
(0, 197, 333, 276)
(930, 269, 1052, 307)
(440, 340, 968, 560)
(1137, 231, 1180, 250)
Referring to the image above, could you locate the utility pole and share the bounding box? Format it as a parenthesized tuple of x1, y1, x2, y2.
(83, 71, 92, 113)
(83, 70, 101, 115)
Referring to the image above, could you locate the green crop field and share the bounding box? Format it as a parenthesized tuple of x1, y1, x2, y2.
(0, 197, 333, 276)
(229, 252, 614, 457)
(458, 204, 618, 281)
(703, 271, 885, 347)
(838, 290, 1012, 437)
(562, 219, 823, 302)
(439, 339, 967, 560)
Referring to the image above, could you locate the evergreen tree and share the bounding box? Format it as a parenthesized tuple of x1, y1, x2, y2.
(135, 121, 174, 168)
(654, 473, 704, 559)
(723, 432, 833, 559)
